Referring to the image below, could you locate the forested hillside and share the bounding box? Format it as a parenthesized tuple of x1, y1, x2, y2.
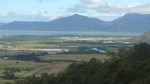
(132, 32, 150, 43)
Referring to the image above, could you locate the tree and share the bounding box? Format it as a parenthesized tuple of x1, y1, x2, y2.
(3, 72, 15, 80)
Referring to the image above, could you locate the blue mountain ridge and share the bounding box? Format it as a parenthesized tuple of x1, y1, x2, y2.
(0, 13, 150, 32)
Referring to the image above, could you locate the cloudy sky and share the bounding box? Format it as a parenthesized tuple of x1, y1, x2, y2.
(0, 0, 150, 22)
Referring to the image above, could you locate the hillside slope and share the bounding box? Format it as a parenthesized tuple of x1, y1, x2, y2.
(1, 13, 150, 32)
(131, 32, 150, 43)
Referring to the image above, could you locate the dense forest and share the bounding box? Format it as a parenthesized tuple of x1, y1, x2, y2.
(14, 43, 150, 84)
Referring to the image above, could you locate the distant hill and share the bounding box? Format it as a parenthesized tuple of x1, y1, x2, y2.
(0, 14, 108, 31)
(0, 21, 47, 31)
(109, 13, 150, 32)
(131, 32, 150, 43)
(0, 13, 150, 32)
(0, 22, 5, 26)
(47, 14, 108, 31)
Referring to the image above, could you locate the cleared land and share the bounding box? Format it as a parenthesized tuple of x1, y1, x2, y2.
(40, 54, 110, 62)
(0, 35, 134, 84)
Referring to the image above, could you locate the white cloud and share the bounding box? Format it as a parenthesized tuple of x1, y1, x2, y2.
(1, 0, 150, 22)
(81, 0, 103, 9)
(68, 0, 125, 14)
(127, 3, 150, 14)
(38, 0, 56, 3)
(0, 11, 56, 22)
(30, 11, 42, 17)
(68, 0, 150, 14)
(38, 0, 48, 2)
(128, 3, 144, 8)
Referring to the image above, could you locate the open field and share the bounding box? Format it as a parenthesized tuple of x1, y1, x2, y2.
(0, 35, 135, 84)
(0, 79, 13, 84)
(0, 35, 133, 49)
(0, 60, 47, 75)
(0, 59, 70, 76)
(40, 54, 110, 62)
(0, 59, 70, 84)
(0, 54, 110, 84)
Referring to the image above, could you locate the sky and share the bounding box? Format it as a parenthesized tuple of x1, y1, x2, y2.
(0, 0, 150, 22)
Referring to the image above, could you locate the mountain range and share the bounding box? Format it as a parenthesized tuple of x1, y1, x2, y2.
(0, 13, 150, 32)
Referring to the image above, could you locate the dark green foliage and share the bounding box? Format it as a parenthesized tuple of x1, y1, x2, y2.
(10, 51, 48, 62)
(15, 43, 150, 84)
(2, 71, 15, 80)
(133, 43, 150, 60)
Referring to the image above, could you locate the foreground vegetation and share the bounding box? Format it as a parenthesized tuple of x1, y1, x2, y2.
(14, 43, 150, 84)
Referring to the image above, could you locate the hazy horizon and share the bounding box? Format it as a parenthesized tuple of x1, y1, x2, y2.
(1, 0, 150, 22)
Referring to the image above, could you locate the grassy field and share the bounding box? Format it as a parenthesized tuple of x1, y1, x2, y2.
(0, 35, 133, 84)
(0, 53, 110, 84)
(0, 59, 70, 84)
(0, 35, 133, 49)
(40, 54, 110, 62)
(0, 79, 13, 84)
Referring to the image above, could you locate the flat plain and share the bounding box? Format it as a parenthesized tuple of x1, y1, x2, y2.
(0, 35, 134, 84)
